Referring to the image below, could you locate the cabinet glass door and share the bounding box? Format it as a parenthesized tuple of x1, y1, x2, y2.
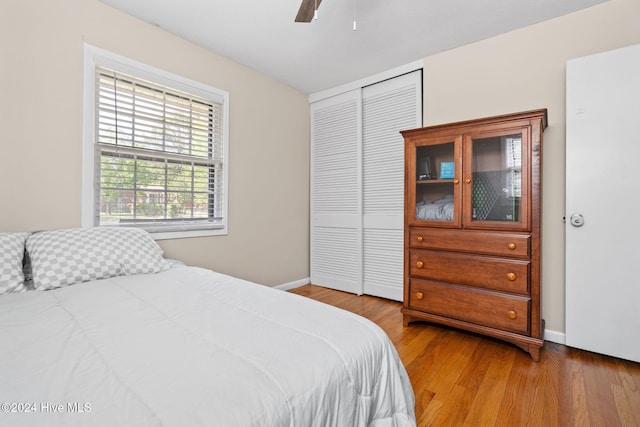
(464, 129, 529, 230)
(411, 136, 461, 227)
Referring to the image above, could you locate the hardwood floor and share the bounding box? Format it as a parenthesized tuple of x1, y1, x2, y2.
(289, 285, 640, 427)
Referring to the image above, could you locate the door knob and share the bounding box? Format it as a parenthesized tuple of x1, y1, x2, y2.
(570, 213, 585, 227)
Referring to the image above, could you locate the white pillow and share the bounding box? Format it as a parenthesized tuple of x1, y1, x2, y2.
(27, 227, 170, 291)
(0, 232, 30, 295)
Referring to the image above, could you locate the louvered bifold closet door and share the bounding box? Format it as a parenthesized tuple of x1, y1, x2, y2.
(310, 89, 363, 294)
(362, 71, 422, 301)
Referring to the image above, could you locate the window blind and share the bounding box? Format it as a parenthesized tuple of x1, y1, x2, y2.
(95, 66, 225, 232)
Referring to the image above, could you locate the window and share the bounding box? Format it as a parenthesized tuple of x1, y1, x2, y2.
(82, 46, 229, 239)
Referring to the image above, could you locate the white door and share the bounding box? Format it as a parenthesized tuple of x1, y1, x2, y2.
(310, 71, 422, 299)
(565, 43, 640, 363)
(310, 89, 363, 295)
(362, 72, 422, 300)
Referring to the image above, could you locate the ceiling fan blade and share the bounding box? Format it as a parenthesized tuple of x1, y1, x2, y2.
(295, 0, 323, 22)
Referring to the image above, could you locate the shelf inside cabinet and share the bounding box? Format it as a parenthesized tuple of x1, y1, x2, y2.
(416, 179, 455, 185)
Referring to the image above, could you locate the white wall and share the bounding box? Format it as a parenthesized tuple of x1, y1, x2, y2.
(0, 0, 310, 287)
(421, 0, 640, 338)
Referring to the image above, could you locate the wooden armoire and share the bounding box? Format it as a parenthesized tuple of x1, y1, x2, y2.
(401, 109, 546, 361)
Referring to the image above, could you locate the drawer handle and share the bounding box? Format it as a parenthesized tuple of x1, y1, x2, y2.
(508, 243, 516, 250)
(416, 236, 424, 242)
(507, 272, 517, 281)
(507, 310, 517, 319)
(416, 292, 424, 300)
(416, 261, 424, 269)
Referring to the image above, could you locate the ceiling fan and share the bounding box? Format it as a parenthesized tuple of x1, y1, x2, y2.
(295, 0, 323, 22)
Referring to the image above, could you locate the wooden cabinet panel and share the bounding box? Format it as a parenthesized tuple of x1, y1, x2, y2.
(409, 227, 530, 258)
(408, 279, 530, 335)
(409, 249, 530, 294)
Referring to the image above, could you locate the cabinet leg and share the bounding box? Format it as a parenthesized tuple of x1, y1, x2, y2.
(528, 345, 542, 362)
(402, 314, 413, 327)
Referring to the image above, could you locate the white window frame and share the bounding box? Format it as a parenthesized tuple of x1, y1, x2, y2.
(82, 45, 229, 239)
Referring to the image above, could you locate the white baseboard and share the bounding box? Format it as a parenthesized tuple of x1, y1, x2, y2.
(544, 328, 566, 345)
(275, 277, 310, 291)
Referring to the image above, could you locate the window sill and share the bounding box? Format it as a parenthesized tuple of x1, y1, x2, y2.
(151, 227, 228, 240)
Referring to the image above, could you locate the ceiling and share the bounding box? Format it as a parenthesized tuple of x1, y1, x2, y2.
(98, 0, 607, 94)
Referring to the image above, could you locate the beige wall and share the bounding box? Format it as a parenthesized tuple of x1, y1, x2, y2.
(0, 0, 310, 287)
(421, 0, 640, 337)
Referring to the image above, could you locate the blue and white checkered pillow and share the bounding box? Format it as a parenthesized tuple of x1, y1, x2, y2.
(27, 228, 171, 291)
(0, 232, 29, 295)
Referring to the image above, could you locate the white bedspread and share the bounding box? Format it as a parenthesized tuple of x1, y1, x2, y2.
(0, 266, 415, 426)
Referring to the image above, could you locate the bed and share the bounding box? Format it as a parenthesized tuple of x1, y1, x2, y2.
(0, 228, 415, 426)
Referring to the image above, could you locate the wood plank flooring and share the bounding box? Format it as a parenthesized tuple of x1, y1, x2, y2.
(289, 285, 640, 427)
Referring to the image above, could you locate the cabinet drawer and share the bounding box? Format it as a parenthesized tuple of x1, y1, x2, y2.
(409, 227, 530, 258)
(409, 249, 530, 294)
(409, 279, 530, 334)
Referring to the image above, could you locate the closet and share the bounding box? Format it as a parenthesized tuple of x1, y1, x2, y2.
(310, 70, 422, 301)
